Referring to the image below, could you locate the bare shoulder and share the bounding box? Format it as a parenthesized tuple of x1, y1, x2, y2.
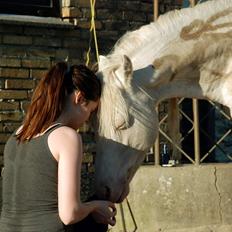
(49, 126, 81, 143)
(48, 126, 82, 161)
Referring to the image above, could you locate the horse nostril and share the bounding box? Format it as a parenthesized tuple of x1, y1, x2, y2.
(104, 186, 111, 200)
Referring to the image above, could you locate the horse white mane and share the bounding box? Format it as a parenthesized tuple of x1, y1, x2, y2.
(104, 0, 232, 70)
(98, 64, 132, 138)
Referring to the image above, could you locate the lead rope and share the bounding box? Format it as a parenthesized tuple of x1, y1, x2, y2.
(85, 0, 99, 66)
(114, 199, 137, 232)
(86, 1, 137, 231)
(126, 198, 138, 232)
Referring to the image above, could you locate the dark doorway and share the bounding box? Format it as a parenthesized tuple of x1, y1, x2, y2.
(0, 0, 60, 17)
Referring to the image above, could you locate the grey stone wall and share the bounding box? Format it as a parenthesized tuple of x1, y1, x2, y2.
(111, 164, 232, 232)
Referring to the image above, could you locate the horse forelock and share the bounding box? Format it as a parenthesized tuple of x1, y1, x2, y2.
(98, 71, 130, 138)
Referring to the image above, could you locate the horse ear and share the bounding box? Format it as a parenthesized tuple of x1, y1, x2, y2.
(115, 55, 133, 87)
(123, 55, 133, 79)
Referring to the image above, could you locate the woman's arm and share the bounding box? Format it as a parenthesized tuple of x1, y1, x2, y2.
(48, 126, 116, 225)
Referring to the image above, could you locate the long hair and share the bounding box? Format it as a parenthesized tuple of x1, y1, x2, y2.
(17, 62, 101, 142)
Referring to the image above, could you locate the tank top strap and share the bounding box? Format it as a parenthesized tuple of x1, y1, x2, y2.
(43, 123, 64, 136)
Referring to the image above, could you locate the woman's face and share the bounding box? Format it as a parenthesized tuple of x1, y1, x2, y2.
(75, 99, 99, 128)
(80, 100, 98, 122)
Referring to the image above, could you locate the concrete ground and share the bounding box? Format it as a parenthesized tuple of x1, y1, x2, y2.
(165, 224, 232, 232)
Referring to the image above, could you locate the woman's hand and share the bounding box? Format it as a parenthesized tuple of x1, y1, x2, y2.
(92, 201, 117, 226)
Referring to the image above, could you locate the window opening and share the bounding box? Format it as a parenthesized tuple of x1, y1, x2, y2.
(0, 0, 60, 17)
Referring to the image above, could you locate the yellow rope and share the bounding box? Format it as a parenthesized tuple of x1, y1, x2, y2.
(85, 0, 99, 66)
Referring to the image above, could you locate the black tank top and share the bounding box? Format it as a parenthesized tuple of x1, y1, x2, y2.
(0, 124, 69, 232)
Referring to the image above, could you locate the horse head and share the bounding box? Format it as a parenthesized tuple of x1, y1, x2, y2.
(95, 55, 158, 202)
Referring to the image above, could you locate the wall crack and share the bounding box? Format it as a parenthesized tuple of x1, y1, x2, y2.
(214, 167, 223, 223)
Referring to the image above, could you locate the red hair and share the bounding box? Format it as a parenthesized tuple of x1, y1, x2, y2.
(17, 62, 101, 142)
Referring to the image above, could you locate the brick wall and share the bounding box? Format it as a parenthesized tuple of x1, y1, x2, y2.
(0, 21, 80, 161)
(61, 0, 155, 55)
(0, 0, 184, 201)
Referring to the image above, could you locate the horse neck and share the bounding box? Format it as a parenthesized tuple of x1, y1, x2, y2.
(132, 30, 232, 106)
(118, 0, 232, 70)
(133, 64, 226, 108)
(132, 64, 203, 103)
(151, 81, 204, 104)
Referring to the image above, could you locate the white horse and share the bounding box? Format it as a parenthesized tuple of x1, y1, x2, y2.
(94, 0, 232, 203)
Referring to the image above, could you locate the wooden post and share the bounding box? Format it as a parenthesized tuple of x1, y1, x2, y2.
(189, 0, 200, 165)
(168, 98, 181, 161)
(189, 0, 196, 7)
(193, 99, 200, 165)
(154, 0, 159, 21)
(153, 0, 160, 165)
(154, 106, 160, 165)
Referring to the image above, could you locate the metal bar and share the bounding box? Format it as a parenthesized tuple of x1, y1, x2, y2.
(126, 198, 138, 232)
(179, 109, 194, 143)
(159, 129, 195, 164)
(178, 98, 185, 105)
(119, 203, 127, 232)
(201, 129, 232, 162)
(179, 109, 194, 124)
(159, 114, 168, 125)
(208, 100, 231, 120)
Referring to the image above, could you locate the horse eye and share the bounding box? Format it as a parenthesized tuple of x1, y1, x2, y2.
(114, 111, 127, 130)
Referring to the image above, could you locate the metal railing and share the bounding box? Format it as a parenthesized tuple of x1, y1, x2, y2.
(144, 0, 232, 166)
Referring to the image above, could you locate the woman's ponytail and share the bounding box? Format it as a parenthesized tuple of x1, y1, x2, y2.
(17, 62, 69, 142)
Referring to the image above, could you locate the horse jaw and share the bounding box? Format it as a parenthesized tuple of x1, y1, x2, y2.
(94, 137, 146, 203)
(95, 102, 158, 203)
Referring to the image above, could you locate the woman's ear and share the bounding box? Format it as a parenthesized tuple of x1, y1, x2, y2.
(74, 91, 85, 104)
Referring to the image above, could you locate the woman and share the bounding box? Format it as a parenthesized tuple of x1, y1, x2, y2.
(0, 62, 116, 231)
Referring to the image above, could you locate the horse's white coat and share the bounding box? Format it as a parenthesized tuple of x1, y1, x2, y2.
(95, 0, 232, 202)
